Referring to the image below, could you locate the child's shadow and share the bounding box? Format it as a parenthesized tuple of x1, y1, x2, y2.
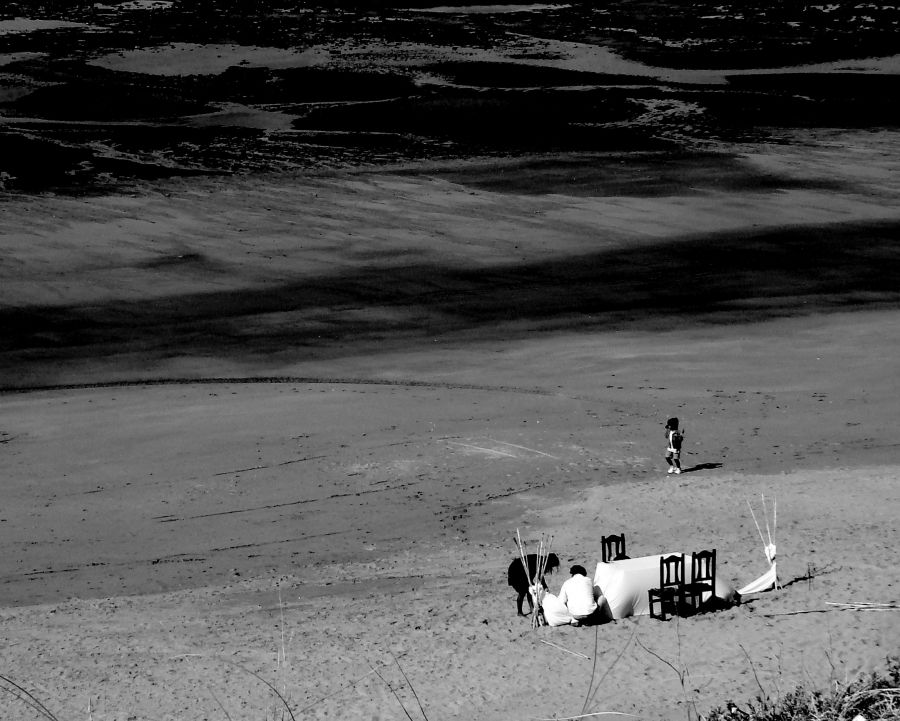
(682, 462, 723, 473)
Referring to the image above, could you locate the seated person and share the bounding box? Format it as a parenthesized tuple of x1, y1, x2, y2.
(558, 565, 601, 624)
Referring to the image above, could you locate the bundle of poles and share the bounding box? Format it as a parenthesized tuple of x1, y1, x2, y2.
(515, 528, 554, 630)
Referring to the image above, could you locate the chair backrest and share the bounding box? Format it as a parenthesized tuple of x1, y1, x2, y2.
(659, 554, 685, 588)
(691, 549, 716, 585)
(601, 534, 626, 563)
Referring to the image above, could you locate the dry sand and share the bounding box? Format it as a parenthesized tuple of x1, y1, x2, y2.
(2, 131, 900, 720)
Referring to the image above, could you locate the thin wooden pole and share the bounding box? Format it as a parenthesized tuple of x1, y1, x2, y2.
(762, 494, 774, 547)
(746, 499, 767, 550)
(540, 639, 590, 660)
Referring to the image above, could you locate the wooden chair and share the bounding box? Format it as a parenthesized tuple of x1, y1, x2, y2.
(683, 549, 716, 613)
(601, 534, 628, 563)
(648, 554, 685, 621)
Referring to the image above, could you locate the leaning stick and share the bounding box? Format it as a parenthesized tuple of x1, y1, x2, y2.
(516, 529, 530, 583)
(762, 494, 774, 547)
(540, 639, 590, 660)
(537, 538, 548, 582)
(533, 536, 546, 629)
(516, 529, 535, 619)
(746, 499, 767, 550)
(539, 535, 554, 578)
(537, 534, 554, 627)
(773, 496, 777, 542)
(523, 532, 553, 629)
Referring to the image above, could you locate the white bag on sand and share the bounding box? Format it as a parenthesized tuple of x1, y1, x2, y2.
(541, 592, 577, 627)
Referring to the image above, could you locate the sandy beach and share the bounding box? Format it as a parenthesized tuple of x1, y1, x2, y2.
(3, 138, 900, 719)
(1, 374, 898, 720)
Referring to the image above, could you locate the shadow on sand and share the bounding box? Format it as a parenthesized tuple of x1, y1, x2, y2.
(681, 462, 724, 473)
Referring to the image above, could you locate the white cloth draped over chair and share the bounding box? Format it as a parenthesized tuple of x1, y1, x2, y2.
(594, 553, 738, 619)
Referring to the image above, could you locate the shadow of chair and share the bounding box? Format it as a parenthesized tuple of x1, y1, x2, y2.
(648, 554, 685, 621)
(601, 533, 628, 563)
(683, 549, 716, 613)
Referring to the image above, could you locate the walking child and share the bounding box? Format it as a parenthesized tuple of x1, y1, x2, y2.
(665, 417, 683, 474)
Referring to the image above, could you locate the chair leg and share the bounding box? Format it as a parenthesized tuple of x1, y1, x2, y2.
(680, 589, 694, 616)
(648, 590, 667, 621)
(681, 585, 707, 615)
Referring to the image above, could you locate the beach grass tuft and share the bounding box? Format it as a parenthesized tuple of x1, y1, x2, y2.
(705, 656, 900, 721)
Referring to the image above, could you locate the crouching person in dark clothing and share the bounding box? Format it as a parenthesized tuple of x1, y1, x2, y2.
(507, 552, 560, 616)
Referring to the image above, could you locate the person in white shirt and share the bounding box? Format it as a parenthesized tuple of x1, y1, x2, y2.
(557, 565, 599, 622)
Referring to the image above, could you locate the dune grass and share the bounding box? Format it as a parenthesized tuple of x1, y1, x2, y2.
(704, 656, 900, 721)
